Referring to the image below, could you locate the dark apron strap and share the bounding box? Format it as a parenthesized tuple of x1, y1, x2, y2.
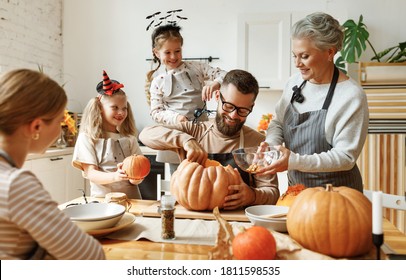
(322, 66, 339, 110)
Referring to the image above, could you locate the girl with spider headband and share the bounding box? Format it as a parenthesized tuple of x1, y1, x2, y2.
(146, 21, 227, 172)
(72, 70, 145, 198)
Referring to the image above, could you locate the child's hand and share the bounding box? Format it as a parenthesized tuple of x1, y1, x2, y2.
(202, 81, 221, 101)
(115, 162, 129, 181)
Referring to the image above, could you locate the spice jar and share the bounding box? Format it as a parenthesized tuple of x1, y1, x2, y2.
(104, 192, 132, 212)
(160, 195, 176, 240)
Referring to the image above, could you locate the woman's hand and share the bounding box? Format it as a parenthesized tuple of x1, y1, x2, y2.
(202, 81, 221, 101)
(256, 145, 290, 176)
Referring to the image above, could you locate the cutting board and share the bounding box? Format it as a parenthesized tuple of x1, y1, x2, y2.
(141, 201, 250, 222)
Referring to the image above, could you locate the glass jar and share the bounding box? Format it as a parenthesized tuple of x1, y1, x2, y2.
(160, 195, 176, 240)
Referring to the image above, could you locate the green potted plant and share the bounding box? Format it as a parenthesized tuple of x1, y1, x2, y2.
(335, 15, 406, 73)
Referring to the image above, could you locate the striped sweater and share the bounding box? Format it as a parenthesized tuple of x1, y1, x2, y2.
(0, 162, 105, 260)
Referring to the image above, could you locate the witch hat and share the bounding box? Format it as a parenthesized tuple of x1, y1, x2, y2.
(96, 70, 124, 95)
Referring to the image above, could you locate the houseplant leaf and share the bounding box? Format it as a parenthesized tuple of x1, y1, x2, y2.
(341, 15, 370, 63)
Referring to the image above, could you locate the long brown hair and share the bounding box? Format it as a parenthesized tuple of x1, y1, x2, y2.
(145, 24, 183, 105)
(0, 69, 67, 135)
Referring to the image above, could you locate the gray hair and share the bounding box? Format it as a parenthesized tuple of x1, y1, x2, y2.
(291, 12, 343, 51)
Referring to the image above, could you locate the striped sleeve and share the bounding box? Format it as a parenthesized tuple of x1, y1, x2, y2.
(8, 169, 105, 260)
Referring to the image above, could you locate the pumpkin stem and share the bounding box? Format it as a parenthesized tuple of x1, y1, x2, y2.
(325, 184, 334, 192)
(237, 225, 246, 234)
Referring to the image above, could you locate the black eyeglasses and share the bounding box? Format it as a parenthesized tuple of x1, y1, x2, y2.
(219, 92, 252, 117)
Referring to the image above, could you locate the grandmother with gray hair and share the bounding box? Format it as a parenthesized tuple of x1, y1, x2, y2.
(257, 12, 369, 192)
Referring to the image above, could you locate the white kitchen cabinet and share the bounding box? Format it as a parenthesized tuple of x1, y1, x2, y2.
(23, 150, 85, 204)
(238, 13, 291, 89)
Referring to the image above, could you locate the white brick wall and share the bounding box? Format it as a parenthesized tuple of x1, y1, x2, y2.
(0, 0, 63, 83)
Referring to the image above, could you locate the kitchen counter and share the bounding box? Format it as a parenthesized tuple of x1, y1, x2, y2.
(25, 145, 157, 160)
(26, 147, 74, 160)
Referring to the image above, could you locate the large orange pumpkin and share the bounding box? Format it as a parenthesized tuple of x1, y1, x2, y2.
(287, 184, 372, 258)
(232, 226, 277, 260)
(170, 159, 241, 210)
(122, 154, 151, 180)
(276, 184, 306, 206)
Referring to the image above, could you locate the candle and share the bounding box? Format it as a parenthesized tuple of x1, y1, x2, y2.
(372, 191, 383, 235)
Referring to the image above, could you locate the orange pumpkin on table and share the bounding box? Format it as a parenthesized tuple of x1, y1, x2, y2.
(232, 226, 277, 260)
(276, 184, 306, 206)
(122, 154, 151, 180)
(170, 159, 241, 211)
(287, 184, 372, 258)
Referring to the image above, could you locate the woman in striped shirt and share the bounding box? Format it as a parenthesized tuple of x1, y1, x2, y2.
(0, 69, 105, 260)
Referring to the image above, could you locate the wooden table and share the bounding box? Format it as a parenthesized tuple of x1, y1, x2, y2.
(60, 198, 406, 260)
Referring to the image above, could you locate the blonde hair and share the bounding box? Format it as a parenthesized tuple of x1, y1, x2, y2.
(145, 24, 183, 105)
(79, 90, 137, 141)
(0, 69, 67, 135)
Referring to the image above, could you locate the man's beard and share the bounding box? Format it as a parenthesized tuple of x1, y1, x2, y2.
(215, 111, 245, 137)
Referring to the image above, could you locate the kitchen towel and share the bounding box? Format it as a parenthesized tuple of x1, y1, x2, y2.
(106, 216, 250, 246)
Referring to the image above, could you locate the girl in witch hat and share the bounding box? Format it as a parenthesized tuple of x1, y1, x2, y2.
(72, 70, 145, 199)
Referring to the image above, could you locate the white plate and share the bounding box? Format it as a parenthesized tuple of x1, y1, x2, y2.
(86, 212, 135, 237)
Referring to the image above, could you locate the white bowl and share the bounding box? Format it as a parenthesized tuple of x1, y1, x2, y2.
(245, 205, 289, 232)
(62, 203, 126, 221)
(71, 214, 124, 231)
(62, 203, 126, 231)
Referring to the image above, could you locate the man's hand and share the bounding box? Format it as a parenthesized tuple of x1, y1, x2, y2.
(183, 139, 208, 165)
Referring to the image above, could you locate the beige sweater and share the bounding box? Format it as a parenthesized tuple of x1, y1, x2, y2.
(139, 119, 279, 205)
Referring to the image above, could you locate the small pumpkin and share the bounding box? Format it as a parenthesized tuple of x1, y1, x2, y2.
(287, 184, 372, 258)
(232, 226, 277, 260)
(276, 184, 306, 207)
(122, 154, 151, 180)
(170, 159, 241, 210)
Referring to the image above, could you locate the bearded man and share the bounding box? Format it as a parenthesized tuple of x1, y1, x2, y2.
(139, 69, 279, 209)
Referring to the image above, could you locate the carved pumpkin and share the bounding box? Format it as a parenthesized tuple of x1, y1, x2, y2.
(204, 159, 221, 167)
(232, 226, 277, 260)
(276, 184, 306, 207)
(287, 184, 372, 258)
(122, 154, 151, 180)
(170, 159, 241, 210)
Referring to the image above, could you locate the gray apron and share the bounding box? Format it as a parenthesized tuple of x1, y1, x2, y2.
(283, 67, 363, 191)
(198, 125, 251, 186)
(93, 137, 142, 199)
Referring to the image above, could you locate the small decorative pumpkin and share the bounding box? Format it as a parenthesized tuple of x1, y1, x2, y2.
(232, 226, 277, 260)
(122, 154, 151, 180)
(170, 159, 241, 210)
(276, 184, 306, 206)
(287, 184, 372, 258)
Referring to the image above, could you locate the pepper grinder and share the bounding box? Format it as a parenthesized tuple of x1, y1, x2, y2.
(160, 195, 176, 240)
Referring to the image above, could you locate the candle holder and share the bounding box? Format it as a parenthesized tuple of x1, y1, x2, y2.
(372, 233, 384, 260)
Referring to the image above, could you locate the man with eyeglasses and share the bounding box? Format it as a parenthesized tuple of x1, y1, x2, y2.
(139, 69, 279, 209)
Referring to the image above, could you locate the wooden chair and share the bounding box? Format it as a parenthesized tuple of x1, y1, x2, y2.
(156, 174, 171, 200)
